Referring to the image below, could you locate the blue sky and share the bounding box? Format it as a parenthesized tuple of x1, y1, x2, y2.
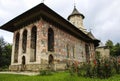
(0, 0, 120, 44)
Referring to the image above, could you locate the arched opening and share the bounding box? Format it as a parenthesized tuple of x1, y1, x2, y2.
(22, 56, 26, 65)
(48, 28, 54, 51)
(48, 54, 54, 64)
(14, 32, 20, 63)
(22, 29, 27, 53)
(30, 26, 37, 62)
(21, 56, 26, 71)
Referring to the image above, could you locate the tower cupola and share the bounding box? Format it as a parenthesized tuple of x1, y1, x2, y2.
(68, 6, 86, 32)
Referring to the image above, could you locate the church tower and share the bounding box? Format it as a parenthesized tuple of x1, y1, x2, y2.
(68, 6, 86, 32)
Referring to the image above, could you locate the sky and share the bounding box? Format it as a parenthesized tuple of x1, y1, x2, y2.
(0, 0, 120, 44)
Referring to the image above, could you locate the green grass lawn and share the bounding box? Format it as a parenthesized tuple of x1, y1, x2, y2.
(0, 72, 120, 81)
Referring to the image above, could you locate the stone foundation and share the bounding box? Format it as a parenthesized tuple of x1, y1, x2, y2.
(9, 65, 21, 71)
(9, 63, 67, 72)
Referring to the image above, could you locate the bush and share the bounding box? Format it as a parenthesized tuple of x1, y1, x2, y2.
(77, 65, 86, 77)
(69, 65, 76, 76)
(69, 57, 120, 79)
(39, 70, 53, 76)
(112, 57, 120, 74)
(0, 66, 9, 71)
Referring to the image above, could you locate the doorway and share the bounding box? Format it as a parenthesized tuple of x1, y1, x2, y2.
(21, 56, 26, 71)
(48, 54, 54, 64)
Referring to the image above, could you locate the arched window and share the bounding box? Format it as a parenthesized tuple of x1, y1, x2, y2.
(14, 32, 20, 63)
(48, 28, 54, 51)
(30, 26, 37, 62)
(22, 29, 27, 53)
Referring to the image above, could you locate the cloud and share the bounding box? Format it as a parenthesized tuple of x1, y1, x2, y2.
(0, 0, 27, 43)
(0, 30, 13, 43)
(22, 0, 41, 9)
(91, 0, 120, 43)
(0, 0, 28, 25)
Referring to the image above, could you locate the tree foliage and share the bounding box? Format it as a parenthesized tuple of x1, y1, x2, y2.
(105, 40, 113, 49)
(0, 37, 12, 68)
(105, 40, 120, 56)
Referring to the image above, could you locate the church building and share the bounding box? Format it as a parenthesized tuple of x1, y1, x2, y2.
(0, 3, 99, 71)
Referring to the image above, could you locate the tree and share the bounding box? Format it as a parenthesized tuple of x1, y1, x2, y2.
(105, 40, 114, 56)
(113, 43, 120, 56)
(0, 37, 12, 68)
(105, 40, 120, 56)
(0, 37, 5, 67)
(2, 44, 12, 67)
(105, 40, 113, 49)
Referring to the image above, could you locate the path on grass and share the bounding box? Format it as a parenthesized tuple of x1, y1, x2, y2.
(0, 71, 39, 76)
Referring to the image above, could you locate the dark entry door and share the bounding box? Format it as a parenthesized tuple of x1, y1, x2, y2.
(22, 56, 26, 65)
(48, 54, 54, 64)
(21, 56, 26, 71)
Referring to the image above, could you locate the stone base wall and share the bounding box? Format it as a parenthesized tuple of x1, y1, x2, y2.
(9, 64, 46, 72)
(55, 63, 66, 70)
(9, 65, 21, 71)
(9, 63, 67, 72)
